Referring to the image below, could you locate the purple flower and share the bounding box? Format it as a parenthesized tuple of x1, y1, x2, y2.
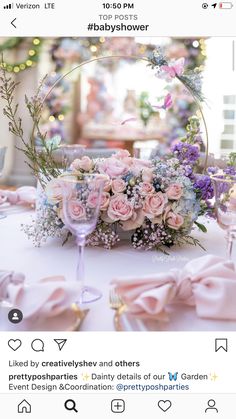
(224, 166, 236, 175)
(184, 165, 194, 179)
(194, 134, 203, 144)
(172, 142, 200, 165)
(194, 175, 214, 200)
(207, 167, 218, 175)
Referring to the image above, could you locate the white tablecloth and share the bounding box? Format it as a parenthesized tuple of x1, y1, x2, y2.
(0, 210, 235, 331)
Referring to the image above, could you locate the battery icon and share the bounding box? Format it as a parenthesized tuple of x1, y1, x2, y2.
(219, 2, 233, 8)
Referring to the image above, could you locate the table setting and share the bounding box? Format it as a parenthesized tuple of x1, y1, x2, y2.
(0, 209, 236, 331)
(0, 48, 236, 332)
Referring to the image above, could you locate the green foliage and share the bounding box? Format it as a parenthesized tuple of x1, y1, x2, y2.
(0, 68, 61, 186)
(194, 221, 207, 233)
(0, 38, 23, 52)
(138, 91, 154, 127)
(228, 152, 236, 167)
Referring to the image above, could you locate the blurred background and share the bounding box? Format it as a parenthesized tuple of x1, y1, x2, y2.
(0, 36, 235, 185)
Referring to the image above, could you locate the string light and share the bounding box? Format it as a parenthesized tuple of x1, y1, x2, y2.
(33, 38, 40, 45)
(2, 38, 41, 73)
(139, 45, 147, 54)
(192, 40, 199, 48)
(48, 114, 65, 122)
(199, 38, 207, 56)
(28, 49, 36, 57)
(90, 45, 98, 53)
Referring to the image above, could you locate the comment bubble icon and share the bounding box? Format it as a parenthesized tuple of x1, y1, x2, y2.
(31, 339, 44, 352)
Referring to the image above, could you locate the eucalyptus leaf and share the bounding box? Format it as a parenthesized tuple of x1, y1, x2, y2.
(194, 221, 207, 233)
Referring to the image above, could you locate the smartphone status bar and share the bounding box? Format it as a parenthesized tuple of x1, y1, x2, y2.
(0, 0, 235, 36)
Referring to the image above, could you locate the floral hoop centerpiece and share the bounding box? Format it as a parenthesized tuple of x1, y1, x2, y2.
(0, 50, 215, 251)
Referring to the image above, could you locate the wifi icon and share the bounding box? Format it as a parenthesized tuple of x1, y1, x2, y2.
(3, 3, 14, 9)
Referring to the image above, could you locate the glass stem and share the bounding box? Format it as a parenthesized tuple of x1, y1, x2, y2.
(76, 237, 86, 289)
(227, 231, 234, 260)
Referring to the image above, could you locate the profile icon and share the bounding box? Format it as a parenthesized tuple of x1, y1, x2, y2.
(205, 399, 218, 413)
(8, 309, 23, 324)
(12, 312, 19, 321)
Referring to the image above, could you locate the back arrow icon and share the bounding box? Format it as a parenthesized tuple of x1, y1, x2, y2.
(11, 18, 17, 28)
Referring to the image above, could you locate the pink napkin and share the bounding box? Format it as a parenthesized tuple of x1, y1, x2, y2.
(0, 270, 81, 320)
(112, 255, 236, 321)
(0, 186, 36, 206)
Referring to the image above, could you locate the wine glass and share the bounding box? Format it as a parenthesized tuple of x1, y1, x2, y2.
(58, 144, 85, 170)
(0, 147, 7, 220)
(211, 173, 236, 259)
(61, 173, 106, 305)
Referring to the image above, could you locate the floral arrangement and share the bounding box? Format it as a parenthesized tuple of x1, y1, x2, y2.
(1, 49, 214, 251)
(22, 115, 214, 251)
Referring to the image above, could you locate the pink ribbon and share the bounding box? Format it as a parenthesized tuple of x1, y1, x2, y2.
(0, 271, 80, 319)
(112, 255, 236, 321)
(0, 186, 36, 206)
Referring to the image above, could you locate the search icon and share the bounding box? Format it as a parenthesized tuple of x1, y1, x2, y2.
(64, 399, 78, 413)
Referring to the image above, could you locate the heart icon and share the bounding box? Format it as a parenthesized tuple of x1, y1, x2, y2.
(158, 400, 172, 412)
(8, 339, 22, 351)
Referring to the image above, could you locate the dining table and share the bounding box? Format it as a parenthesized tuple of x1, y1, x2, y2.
(0, 208, 236, 332)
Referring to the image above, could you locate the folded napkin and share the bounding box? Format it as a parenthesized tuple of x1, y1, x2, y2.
(0, 270, 81, 320)
(0, 186, 36, 206)
(112, 255, 236, 321)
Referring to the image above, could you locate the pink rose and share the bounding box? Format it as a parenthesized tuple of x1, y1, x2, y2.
(87, 191, 110, 211)
(93, 174, 111, 192)
(107, 194, 133, 221)
(100, 192, 110, 211)
(46, 177, 77, 204)
(143, 192, 167, 219)
(70, 159, 80, 171)
(45, 179, 64, 204)
(113, 150, 132, 166)
(103, 180, 112, 192)
(166, 183, 183, 200)
(78, 156, 93, 171)
(68, 200, 86, 221)
(121, 209, 145, 231)
(98, 157, 129, 178)
(130, 158, 152, 176)
(112, 179, 126, 194)
(164, 207, 184, 230)
(114, 150, 130, 159)
(139, 182, 155, 196)
(71, 156, 93, 172)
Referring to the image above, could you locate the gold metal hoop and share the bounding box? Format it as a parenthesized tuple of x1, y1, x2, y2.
(33, 54, 209, 172)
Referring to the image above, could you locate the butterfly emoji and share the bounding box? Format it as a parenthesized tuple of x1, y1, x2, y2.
(168, 372, 178, 381)
(151, 93, 173, 111)
(162, 57, 185, 79)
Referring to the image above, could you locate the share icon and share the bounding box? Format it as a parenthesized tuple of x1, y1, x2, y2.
(54, 339, 67, 351)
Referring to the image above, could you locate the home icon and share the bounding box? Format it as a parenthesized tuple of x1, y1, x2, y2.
(17, 399, 31, 414)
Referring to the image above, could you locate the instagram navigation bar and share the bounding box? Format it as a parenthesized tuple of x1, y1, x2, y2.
(0, 0, 235, 36)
